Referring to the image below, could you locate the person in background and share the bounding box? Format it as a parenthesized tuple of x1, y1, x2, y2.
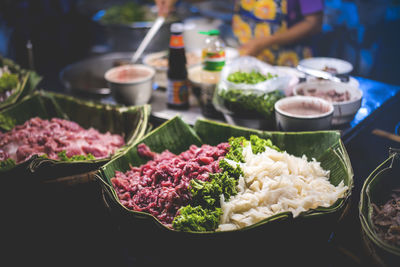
(155, 0, 323, 67)
(155, 0, 178, 17)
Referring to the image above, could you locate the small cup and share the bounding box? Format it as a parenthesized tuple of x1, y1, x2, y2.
(274, 96, 334, 131)
(105, 64, 155, 105)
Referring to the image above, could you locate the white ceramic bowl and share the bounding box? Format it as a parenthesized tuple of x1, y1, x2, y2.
(298, 57, 353, 75)
(105, 64, 155, 105)
(293, 80, 363, 125)
(274, 96, 334, 131)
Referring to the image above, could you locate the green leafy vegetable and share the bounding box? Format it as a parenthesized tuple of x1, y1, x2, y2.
(173, 139, 245, 231)
(218, 89, 284, 118)
(57, 150, 95, 162)
(0, 158, 16, 172)
(227, 70, 276, 84)
(0, 73, 19, 94)
(190, 167, 239, 209)
(0, 57, 22, 74)
(225, 136, 248, 163)
(173, 135, 280, 232)
(249, 135, 281, 153)
(100, 2, 148, 25)
(190, 178, 222, 208)
(225, 135, 280, 162)
(209, 170, 239, 201)
(172, 205, 222, 232)
(219, 159, 243, 179)
(0, 114, 16, 131)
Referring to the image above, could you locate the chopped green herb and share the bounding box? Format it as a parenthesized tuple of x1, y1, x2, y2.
(0, 158, 16, 171)
(218, 89, 284, 118)
(173, 139, 246, 231)
(227, 70, 276, 84)
(0, 114, 16, 131)
(210, 171, 238, 201)
(57, 150, 95, 161)
(172, 205, 222, 232)
(100, 2, 147, 25)
(190, 178, 221, 208)
(249, 135, 281, 153)
(173, 136, 280, 232)
(190, 169, 238, 209)
(0, 72, 18, 94)
(225, 136, 248, 163)
(219, 159, 243, 179)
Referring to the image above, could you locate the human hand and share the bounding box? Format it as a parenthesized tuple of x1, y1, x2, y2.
(239, 37, 271, 56)
(155, 0, 177, 17)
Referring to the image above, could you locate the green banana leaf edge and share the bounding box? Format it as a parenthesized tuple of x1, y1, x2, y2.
(359, 150, 400, 257)
(0, 90, 151, 180)
(0, 55, 42, 110)
(96, 116, 354, 234)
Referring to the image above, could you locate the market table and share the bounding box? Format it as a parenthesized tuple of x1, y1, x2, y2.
(6, 76, 398, 267)
(44, 75, 396, 265)
(89, 76, 400, 145)
(68, 76, 400, 266)
(149, 76, 400, 145)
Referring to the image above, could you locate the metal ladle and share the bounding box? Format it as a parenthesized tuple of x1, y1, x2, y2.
(131, 16, 165, 64)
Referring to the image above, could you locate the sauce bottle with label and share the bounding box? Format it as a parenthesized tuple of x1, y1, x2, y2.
(167, 22, 189, 109)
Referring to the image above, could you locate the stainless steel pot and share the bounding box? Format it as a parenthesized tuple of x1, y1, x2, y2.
(59, 52, 134, 95)
(98, 21, 172, 53)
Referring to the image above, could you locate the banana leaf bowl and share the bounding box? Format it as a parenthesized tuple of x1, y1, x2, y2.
(359, 149, 400, 267)
(96, 116, 354, 265)
(0, 55, 42, 110)
(0, 90, 150, 183)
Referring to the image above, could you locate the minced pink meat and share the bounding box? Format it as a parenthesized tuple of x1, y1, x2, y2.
(111, 142, 229, 227)
(0, 117, 125, 163)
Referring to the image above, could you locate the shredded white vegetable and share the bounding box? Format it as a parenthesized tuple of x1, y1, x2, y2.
(217, 145, 348, 231)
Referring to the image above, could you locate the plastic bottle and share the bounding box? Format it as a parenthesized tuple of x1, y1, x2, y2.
(167, 22, 189, 109)
(197, 29, 225, 118)
(199, 29, 226, 85)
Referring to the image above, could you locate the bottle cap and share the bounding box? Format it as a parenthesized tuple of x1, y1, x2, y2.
(199, 29, 220, 36)
(170, 23, 184, 33)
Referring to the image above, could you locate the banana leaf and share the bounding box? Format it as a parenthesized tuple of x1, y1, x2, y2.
(95, 116, 354, 264)
(0, 90, 150, 181)
(0, 55, 42, 110)
(359, 149, 400, 266)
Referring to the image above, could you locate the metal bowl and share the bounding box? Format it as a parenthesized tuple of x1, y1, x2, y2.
(59, 52, 134, 96)
(98, 21, 171, 53)
(104, 64, 155, 105)
(274, 96, 334, 131)
(92, 3, 173, 53)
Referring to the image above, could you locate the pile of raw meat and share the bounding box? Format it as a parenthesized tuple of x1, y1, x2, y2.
(0, 117, 125, 163)
(111, 142, 229, 227)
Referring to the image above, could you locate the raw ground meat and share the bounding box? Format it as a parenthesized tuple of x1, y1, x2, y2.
(111, 142, 229, 227)
(372, 188, 400, 247)
(0, 117, 125, 163)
